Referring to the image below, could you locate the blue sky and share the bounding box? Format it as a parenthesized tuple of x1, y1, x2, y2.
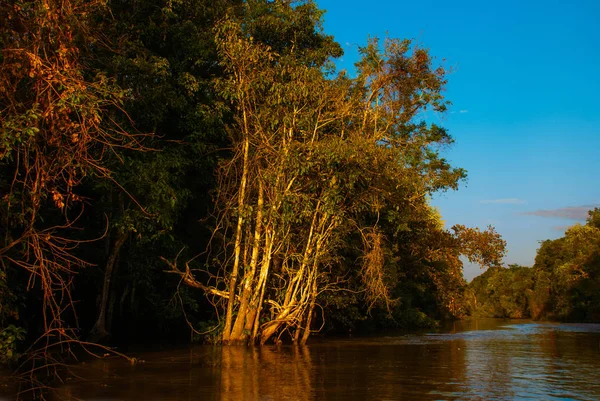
(316, 0, 600, 280)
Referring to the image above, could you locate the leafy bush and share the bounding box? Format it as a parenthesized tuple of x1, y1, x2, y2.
(0, 325, 26, 364)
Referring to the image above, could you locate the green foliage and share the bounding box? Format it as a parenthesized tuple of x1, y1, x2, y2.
(0, 271, 19, 325)
(0, 0, 514, 353)
(207, 8, 497, 343)
(0, 325, 26, 364)
(391, 309, 439, 330)
(469, 209, 600, 322)
(321, 291, 366, 332)
(242, 0, 342, 67)
(193, 320, 224, 344)
(530, 209, 600, 321)
(468, 265, 535, 318)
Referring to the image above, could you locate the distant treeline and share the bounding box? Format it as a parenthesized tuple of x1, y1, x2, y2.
(466, 209, 600, 322)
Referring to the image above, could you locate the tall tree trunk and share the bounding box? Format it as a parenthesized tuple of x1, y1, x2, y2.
(223, 127, 250, 343)
(300, 279, 317, 345)
(249, 227, 274, 341)
(89, 230, 128, 341)
(231, 181, 264, 340)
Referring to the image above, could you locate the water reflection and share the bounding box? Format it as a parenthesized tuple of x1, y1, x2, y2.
(220, 346, 312, 401)
(24, 320, 600, 400)
(308, 337, 468, 400)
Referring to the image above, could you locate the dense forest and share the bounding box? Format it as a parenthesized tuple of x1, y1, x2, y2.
(468, 208, 600, 322)
(1, 0, 596, 394)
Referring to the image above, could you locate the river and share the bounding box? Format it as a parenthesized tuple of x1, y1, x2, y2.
(6, 319, 600, 400)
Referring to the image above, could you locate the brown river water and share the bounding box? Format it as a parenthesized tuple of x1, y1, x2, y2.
(3, 319, 600, 400)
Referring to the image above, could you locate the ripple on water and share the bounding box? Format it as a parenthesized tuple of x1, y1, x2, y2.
(38, 320, 600, 401)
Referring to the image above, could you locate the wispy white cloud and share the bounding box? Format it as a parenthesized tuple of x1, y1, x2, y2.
(522, 205, 598, 220)
(459, 109, 469, 113)
(480, 198, 527, 205)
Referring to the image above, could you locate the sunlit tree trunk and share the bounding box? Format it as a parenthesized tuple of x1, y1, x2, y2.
(231, 181, 264, 340)
(223, 127, 250, 343)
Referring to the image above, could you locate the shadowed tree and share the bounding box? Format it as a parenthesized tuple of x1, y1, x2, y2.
(0, 0, 149, 390)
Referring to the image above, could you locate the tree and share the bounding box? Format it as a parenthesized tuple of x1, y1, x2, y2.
(0, 1, 154, 392)
(0, 0, 145, 341)
(532, 209, 600, 321)
(167, 3, 504, 344)
(468, 265, 534, 318)
(469, 208, 600, 322)
(69, 0, 245, 341)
